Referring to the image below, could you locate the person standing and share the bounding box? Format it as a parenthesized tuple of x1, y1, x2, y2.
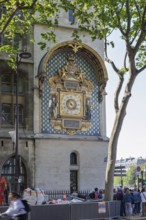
(133, 188, 141, 214)
(0, 192, 28, 220)
(94, 188, 99, 199)
(116, 187, 125, 216)
(124, 188, 133, 217)
(140, 187, 146, 216)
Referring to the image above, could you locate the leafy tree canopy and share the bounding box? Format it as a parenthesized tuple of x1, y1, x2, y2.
(70, 0, 146, 72)
(0, 0, 64, 66)
(1, 0, 145, 71)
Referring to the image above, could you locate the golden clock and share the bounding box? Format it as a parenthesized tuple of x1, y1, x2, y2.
(60, 91, 83, 117)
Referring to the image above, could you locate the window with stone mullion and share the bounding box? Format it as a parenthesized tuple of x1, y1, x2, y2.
(1, 103, 12, 125)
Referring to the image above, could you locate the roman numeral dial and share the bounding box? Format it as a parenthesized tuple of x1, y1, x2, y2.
(60, 92, 83, 117)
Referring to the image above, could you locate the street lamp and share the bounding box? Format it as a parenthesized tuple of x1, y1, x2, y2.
(10, 51, 31, 193)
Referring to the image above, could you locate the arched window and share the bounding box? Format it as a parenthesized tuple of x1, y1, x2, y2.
(1, 155, 27, 193)
(70, 152, 77, 165)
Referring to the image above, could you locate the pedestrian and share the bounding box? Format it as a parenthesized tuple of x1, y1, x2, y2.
(94, 188, 99, 199)
(133, 188, 141, 214)
(116, 187, 125, 216)
(98, 190, 103, 200)
(124, 188, 133, 217)
(0, 191, 28, 220)
(140, 187, 146, 216)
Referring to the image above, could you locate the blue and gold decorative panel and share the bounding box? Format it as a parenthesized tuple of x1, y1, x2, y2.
(41, 49, 101, 136)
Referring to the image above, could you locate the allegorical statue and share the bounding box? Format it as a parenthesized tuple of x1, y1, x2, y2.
(49, 95, 58, 119)
(85, 98, 91, 120)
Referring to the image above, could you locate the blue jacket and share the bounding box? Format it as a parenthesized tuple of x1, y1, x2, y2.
(124, 194, 133, 203)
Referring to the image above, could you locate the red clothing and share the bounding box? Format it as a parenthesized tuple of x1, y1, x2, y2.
(0, 176, 7, 205)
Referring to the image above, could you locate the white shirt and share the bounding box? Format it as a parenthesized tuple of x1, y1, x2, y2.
(4, 199, 27, 217)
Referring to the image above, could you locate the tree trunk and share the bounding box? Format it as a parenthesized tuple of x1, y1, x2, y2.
(104, 69, 137, 201)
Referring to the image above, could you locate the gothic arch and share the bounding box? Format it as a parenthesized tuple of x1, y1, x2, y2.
(38, 40, 108, 102)
(42, 41, 108, 81)
(37, 40, 108, 136)
(0, 154, 27, 193)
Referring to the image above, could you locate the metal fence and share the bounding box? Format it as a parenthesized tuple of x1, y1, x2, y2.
(70, 201, 120, 220)
(0, 201, 120, 220)
(30, 204, 70, 220)
(30, 201, 120, 220)
(45, 190, 90, 200)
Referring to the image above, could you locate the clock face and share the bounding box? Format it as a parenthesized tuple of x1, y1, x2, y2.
(60, 92, 83, 117)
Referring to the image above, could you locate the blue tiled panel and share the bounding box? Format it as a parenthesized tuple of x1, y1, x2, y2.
(41, 51, 100, 136)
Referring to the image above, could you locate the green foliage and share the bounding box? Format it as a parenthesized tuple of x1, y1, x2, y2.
(70, 0, 146, 71)
(0, 0, 66, 65)
(124, 165, 136, 187)
(119, 67, 129, 75)
(114, 164, 146, 188)
(1, 0, 145, 70)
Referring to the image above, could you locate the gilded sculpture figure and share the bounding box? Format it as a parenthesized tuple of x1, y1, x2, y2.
(58, 55, 85, 83)
(49, 94, 58, 119)
(48, 55, 93, 91)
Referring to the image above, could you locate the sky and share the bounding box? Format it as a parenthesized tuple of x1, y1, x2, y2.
(105, 31, 146, 160)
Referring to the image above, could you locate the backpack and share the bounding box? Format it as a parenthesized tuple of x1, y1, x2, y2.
(116, 191, 123, 200)
(89, 191, 95, 199)
(21, 199, 31, 212)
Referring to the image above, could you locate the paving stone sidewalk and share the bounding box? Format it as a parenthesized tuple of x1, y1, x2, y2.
(121, 215, 146, 220)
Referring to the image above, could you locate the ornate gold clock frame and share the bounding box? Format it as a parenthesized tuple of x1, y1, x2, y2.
(48, 55, 94, 135)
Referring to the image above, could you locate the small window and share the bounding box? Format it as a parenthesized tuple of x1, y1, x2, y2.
(70, 152, 77, 165)
(1, 72, 24, 94)
(1, 104, 12, 124)
(1, 103, 24, 125)
(70, 170, 78, 193)
(68, 9, 75, 23)
(1, 73, 12, 93)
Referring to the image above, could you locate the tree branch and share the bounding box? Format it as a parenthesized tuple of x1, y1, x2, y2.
(134, 31, 146, 55)
(124, 52, 128, 70)
(17, 0, 38, 9)
(137, 65, 146, 74)
(134, 7, 146, 53)
(125, 0, 131, 36)
(104, 37, 119, 74)
(130, 29, 140, 45)
(141, 6, 146, 28)
(115, 11, 126, 36)
(0, 0, 38, 36)
(134, 0, 141, 18)
(0, 0, 9, 3)
(114, 76, 124, 112)
(0, 8, 18, 35)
